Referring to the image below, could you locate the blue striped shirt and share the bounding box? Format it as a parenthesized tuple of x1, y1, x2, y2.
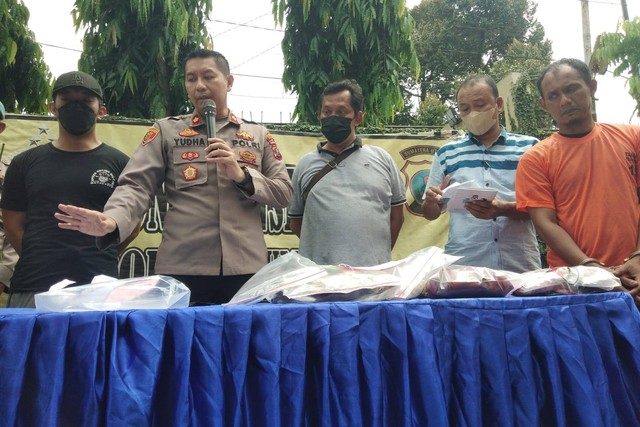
(426, 127, 541, 272)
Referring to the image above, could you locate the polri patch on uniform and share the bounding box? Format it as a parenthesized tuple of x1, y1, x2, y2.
(182, 164, 198, 181)
(266, 132, 283, 160)
(181, 152, 200, 161)
(239, 150, 257, 164)
(179, 128, 200, 137)
(142, 127, 159, 145)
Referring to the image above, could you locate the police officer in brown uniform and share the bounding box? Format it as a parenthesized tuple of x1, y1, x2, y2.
(56, 50, 293, 304)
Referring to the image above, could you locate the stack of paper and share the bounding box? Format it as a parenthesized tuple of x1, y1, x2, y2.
(435, 180, 497, 212)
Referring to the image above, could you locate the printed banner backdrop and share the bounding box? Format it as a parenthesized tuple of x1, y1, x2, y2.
(1, 115, 455, 278)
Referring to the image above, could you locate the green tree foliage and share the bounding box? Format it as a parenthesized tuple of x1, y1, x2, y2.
(271, 0, 420, 125)
(490, 39, 551, 82)
(409, 0, 547, 103)
(0, 0, 51, 114)
(393, 88, 422, 125)
(395, 92, 447, 127)
(593, 17, 640, 118)
(490, 40, 553, 137)
(416, 95, 447, 127)
(510, 76, 553, 139)
(72, 0, 213, 119)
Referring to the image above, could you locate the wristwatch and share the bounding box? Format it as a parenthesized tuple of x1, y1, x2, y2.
(236, 166, 252, 187)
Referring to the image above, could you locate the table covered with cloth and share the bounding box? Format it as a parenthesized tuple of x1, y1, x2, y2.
(1, 292, 639, 426)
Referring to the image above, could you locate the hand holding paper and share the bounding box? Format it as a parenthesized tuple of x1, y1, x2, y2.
(422, 176, 450, 204)
(438, 180, 497, 212)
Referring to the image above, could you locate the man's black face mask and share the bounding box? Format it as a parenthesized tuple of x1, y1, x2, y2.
(321, 116, 353, 144)
(58, 101, 97, 136)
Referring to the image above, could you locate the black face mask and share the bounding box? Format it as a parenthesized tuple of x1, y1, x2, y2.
(321, 116, 353, 144)
(57, 101, 97, 136)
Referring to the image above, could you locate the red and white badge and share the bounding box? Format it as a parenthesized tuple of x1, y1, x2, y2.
(142, 127, 159, 145)
(182, 165, 198, 181)
(239, 150, 257, 164)
(181, 152, 200, 161)
(266, 132, 282, 160)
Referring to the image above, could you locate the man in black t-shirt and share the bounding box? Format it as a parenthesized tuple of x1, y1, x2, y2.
(0, 72, 135, 308)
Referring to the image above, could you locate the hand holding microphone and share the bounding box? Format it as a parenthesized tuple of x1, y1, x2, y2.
(200, 99, 252, 191)
(202, 99, 241, 177)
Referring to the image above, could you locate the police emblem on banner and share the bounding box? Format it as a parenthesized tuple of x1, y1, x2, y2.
(398, 145, 440, 216)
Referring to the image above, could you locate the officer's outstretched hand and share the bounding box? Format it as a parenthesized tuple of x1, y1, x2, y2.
(55, 204, 117, 237)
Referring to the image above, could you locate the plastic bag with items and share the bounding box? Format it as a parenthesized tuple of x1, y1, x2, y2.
(425, 265, 526, 298)
(424, 265, 621, 298)
(35, 275, 191, 312)
(226, 247, 459, 305)
(514, 266, 621, 296)
(225, 252, 327, 305)
(276, 265, 403, 303)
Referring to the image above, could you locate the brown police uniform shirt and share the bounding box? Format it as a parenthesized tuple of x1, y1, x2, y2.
(100, 111, 292, 276)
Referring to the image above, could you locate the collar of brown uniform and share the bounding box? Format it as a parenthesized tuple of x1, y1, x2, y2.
(190, 109, 240, 128)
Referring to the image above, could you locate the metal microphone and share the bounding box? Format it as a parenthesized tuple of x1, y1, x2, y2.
(202, 99, 217, 139)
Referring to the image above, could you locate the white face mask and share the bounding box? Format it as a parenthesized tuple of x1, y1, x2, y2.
(461, 106, 497, 136)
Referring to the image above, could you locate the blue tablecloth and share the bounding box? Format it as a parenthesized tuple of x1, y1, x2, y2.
(1, 292, 640, 426)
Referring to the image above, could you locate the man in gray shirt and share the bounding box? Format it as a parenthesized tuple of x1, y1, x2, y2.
(288, 79, 406, 266)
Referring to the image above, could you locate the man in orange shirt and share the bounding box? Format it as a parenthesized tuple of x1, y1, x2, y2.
(515, 58, 640, 305)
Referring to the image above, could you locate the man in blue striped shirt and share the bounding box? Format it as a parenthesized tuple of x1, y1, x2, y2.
(422, 75, 540, 273)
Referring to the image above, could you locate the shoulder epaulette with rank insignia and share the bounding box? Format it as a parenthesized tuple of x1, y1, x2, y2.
(191, 114, 205, 127)
(229, 112, 242, 125)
